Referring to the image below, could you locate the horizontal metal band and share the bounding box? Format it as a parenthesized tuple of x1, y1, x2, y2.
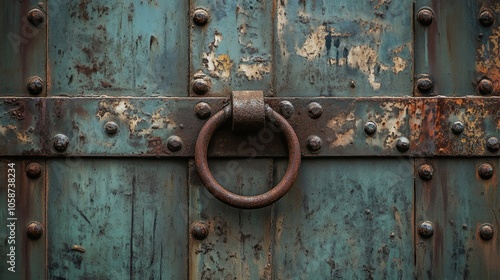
(1, 97, 499, 157)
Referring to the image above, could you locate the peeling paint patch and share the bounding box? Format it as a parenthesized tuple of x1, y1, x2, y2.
(16, 132, 33, 144)
(237, 63, 270, 81)
(277, 0, 289, 60)
(296, 26, 329, 60)
(392, 57, 407, 74)
(378, 102, 407, 148)
(203, 32, 233, 80)
(347, 45, 384, 90)
(0, 125, 16, 135)
(327, 112, 356, 147)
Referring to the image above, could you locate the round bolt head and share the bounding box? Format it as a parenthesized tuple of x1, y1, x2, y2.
(417, 8, 434, 26)
(307, 102, 323, 119)
(478, 163, 494, 180)
(350, 80, 356, 88)
(306, 135, 322, 152)
(27, 76, 44, 95)
(478, 79, 493, 95)
(278, 100, 295, 119)
(418, 221, 434, 238)
(479, 223, 494, 240)
(27, 8, 45, 26)
(451, 121, 464, 135)
(396, 137, 410, 152)
(104, 121, 119, 135)
(418, 164, 434, 181)
(194, 102, 211, 119)
(191, 221, 209, 240)
(167, 135, 183, 152)
(486, 136, 500, 152)
(479, 10, 495, 27)
(26, 221, 44, 240)
(26, 162, 42, 179)
(364, 121, 377, 136)
(417, 77, 434, 94)
(193, 9, 209, 26)
(192, 79, 210, 95)
(53, 134, 69, 152)
(390, 232, 395, 238)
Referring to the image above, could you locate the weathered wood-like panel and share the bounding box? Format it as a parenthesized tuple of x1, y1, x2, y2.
(275, 0, 413, 96)
(273, 158, 414, 279)
(0, 1, 46, 96)
(47, 159, 188, 279)
(0, 159, 46, 280)
(48, 1, 189, 96)
(190, 0, 274, 96)
(416, 158, 500, 279)
(189, 159, 274, 279)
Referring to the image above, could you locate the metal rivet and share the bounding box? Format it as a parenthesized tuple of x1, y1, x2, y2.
(307, 102, 323, 119)
(167, 135, 183, 152)
(27, 76, 43, 95)
(350, 80, 356, 88)
(53, 134, 69, 152)
(417, 8, 434, 26)
(478, 163, 494, 180)
(478, 78, 493, 95)
(462, 224, 468, 230)
(192, 79, 211, 95)
(194, 102, 212, 119)
(364, 121, 377, 136)
(278, 101, 294, 119)
(306, 135, 322, 152)
(451, 121, 464, 135)
(417, 77, 433, 94)
(479, 223, 494, 240)
(193, 9, 209, 26)
(26, 162, 42, 179)
(104, 121, 119, 135)
(486, 136, 500, 152)
(191, 221, 209, 240)
(418, 221, 434, 238)
(396, 137, 410, 152)
(27, 8, 45, 26)
(390, 232, 395, 238)
(418, 164, 434, 181)
(26, 221, 44, 240)
(479, 10, 495, 27)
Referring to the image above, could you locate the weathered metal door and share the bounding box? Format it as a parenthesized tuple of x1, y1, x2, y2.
(1, 1, 500, 279)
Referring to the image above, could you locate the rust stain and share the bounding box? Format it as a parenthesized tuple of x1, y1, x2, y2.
(327, 111, 357, 147)
(477, 23, 500, 94)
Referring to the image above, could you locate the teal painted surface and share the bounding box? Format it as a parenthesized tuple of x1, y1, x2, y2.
(190, 0, 274, 96)
(414, 0, 479, 96)
(189, 159, 274, 279)
(0, 159, 46, 280)
(0, 1, 46, 96)
(275, 0, 413, 97)
(47, 159, 188, 279)
(48, 1, 189, 96)
(273, 159, 414, 279)
(416, 158, 500, 279)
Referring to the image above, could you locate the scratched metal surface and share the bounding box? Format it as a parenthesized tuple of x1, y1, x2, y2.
(0, 1, 46, 96)
(47, 159, 188, 279)
(0, 159, 46, 280)
(415, 158, 500, 279)
(48, 1, 189, 96)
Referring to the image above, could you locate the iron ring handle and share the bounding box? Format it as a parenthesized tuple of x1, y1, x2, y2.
(195, 104, 301, 209)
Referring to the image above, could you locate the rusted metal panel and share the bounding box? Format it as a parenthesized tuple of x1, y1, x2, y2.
(414, 0, 481, 96)
(189, 159, 275, 279)
(272, 159, 414, 278)
(6, 97, 491, 157)
(476, 2, 500, 96)
(275, 0, 414, 96)
(0, 159, 46, 279)
(48, 1, 189, 96)
(47, 159, 188, 279)
(415, 158, 500, 279)
(0, 1, 46, 96)
(190, 0, 274, 96)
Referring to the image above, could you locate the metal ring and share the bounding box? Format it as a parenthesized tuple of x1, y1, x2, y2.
(195, 105, 301, 209)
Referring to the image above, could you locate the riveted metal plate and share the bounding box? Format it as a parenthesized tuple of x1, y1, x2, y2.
(1, 97, 499, 157)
